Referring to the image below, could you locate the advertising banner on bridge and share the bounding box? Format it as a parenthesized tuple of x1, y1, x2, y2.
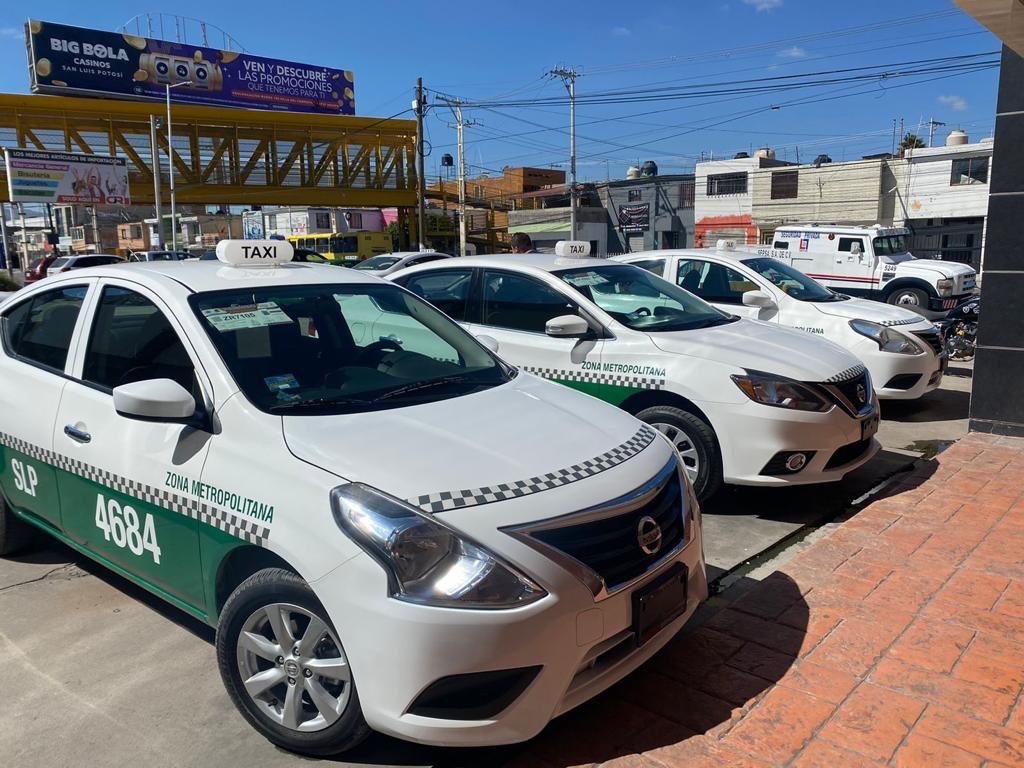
(4, 148, 130, 204)
(25, 19, 355, 115)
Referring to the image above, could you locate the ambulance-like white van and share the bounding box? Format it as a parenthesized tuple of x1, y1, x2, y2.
(753, 224, 977, 317)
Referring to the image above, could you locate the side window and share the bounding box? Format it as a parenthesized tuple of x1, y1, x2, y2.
(676, 260, 756, 304)
(2, 285, 87, 371)
(838, 237, 865, 253)
(773, 241, 789, 250)
(408, 254, 446, 267)
(83, 287, 196, 393)
(630, 258, 666, 277)
(481, 270, 576, 333)
(401, 269, 473, 322)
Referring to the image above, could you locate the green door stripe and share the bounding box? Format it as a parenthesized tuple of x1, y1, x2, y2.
(520, 365, 666, 391)
(0, 431, 270, 546)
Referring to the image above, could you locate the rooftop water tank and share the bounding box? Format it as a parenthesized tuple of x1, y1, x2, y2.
(755, 147, 776, 160)
(946, 130, 969, 146)
(734, 151, 750, 159)
(626, 166, 642, 179)
(641, 160, 658, 177)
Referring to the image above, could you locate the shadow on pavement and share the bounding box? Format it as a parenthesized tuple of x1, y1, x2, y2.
(882, 388, 971, 423)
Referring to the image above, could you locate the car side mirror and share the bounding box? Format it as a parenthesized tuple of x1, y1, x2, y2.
(545, 314, 590, 338)
(113, 379, 197, 423)
(742, 290, 778, 310)
(476, 334, 499, 353)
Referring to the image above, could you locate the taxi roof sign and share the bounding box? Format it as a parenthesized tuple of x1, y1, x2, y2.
(216, 239, 294, 268)
(554, 240, 592, 258)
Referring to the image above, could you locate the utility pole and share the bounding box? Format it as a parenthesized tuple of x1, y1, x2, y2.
(166, 80, 192, 252)
(440, 98, 476, 257)
(550, 66, 579, 240)
(0, 203, 12, 279)
(927, 118, 947, 148)
(150, 115, 163, 248)
(18, 203, 28, 272)
(414, 78, 427, 251)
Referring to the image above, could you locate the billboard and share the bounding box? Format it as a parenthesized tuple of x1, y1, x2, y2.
(4, 148, 130, 204)
(26, 19, 355, 115)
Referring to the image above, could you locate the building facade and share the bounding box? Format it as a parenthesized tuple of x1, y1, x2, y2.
(599, 173, 696, 254)
(694, 153, 794, 247)
(260, 206, 386, 238)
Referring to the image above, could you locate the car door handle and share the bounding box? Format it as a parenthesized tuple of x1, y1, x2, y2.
(64, 425, 92, 444)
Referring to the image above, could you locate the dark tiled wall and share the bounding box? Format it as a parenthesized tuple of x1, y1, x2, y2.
(970, 46, 1024, 437)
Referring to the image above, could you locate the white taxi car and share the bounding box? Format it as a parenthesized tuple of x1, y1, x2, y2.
(616, 244, 946, 400)
(390, 247, 881, 501)
(0, 241, 707, 755)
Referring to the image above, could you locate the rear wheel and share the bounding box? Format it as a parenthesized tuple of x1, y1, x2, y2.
(886, 286, 929, 310)
(216, 568, 370, 756)
(636, 406, 722, 501)
(0, 495, 36, 556)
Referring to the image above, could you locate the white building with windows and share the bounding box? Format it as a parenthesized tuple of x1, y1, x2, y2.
(259, 206, 386, 238)
(694, 151, 794, 247)
(901, 133, 993, 267)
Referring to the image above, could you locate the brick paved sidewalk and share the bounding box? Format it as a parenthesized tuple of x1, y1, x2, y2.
(504, 432, 1024, 768)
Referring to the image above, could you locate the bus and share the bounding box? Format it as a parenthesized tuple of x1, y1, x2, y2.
(286, 231, 392, 266)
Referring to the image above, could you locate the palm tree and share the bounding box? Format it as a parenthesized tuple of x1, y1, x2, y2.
(899, 133, 925, 156)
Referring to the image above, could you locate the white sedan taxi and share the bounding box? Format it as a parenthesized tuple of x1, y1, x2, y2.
(616, 243, 946, 400)
(0, 240, 706, 755)
(389, 244, 881, 501)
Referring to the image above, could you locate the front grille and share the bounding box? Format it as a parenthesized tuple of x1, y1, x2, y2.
(912, 329, 944, 357)
(822, 369, 873, 417)
(825, 438, 873, 470)
(522, 462, 686, 591)
(884, 373, 923, 390)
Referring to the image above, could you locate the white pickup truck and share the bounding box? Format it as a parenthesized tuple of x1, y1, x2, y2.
(751, 224, 977, 317)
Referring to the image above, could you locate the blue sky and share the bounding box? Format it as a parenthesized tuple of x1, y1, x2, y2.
(0, 1, 1000, 182)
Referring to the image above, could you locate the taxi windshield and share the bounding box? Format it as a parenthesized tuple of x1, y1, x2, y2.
(352, 256, 400, 270)
(740, 257, 846, 303)
(556, 264, 735, 332)
(190, 283, 511, 415)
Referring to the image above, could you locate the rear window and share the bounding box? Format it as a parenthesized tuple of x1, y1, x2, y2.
(2, 285, 87, 370)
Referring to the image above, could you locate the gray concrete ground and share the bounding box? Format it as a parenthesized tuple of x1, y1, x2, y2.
(0, 363, 972, 767)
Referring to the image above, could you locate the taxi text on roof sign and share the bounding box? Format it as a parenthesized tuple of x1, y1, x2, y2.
(215, 239, 294, 268)
(555, 240, 592, 257)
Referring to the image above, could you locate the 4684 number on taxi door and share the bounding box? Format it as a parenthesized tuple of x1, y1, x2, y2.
(94, 494, 162, 564)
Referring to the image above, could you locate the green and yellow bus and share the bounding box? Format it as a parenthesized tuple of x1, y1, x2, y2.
(287, 231, 392, 266)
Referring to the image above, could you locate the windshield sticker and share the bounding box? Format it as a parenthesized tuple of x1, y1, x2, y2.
(264, 374, 299, 392)
(563, 272, 610, 287)
(201, 302, 292, 332)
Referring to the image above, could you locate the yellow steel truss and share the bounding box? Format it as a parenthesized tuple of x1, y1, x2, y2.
(0, 94, 418, 207)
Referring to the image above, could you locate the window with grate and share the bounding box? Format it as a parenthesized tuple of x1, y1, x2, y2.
(770, 170, 799, 200)
(628, 189, 642, 202)
(678, 180, 695, 209)
(707, 172, 748, 196)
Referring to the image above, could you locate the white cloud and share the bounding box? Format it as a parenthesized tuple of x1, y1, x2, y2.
(743, 0, 783, 11)
(611, 26, 631, 37)
(778, 46, 807, 59)
(938, 94, 968, 112)
(0, 26, 21, 39)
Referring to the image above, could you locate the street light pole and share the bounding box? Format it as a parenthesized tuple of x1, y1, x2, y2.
(415, 78, 427, 251)
(149, 115, 163, 249)
(166, 81, 192, 252)
(550, 67, 579, 240)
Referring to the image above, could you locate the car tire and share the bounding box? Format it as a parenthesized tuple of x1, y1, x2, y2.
(0, 495, 37, 556)
(886, 286, 929, 309)
(216, 568, 371, 757)
(636, 406, 722, 501)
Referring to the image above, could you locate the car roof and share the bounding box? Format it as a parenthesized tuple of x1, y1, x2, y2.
(37, 259, 388, 294)
(402, 253, 613, 275)
(619, 248, 752, 266)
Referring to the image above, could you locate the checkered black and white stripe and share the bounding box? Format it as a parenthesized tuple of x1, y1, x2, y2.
(0, 431, 270, 546)
(878, 318, 921, 328)
(823, 364, 867, 384)
(408, 424, 658, 513)
(521, 366, 665, 391)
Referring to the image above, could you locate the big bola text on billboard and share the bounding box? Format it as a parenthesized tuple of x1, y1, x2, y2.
(26, 19, 355, 116)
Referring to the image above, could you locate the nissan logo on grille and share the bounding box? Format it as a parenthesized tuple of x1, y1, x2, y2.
(636, 515, 663, 556)
(856, 383, 867, 404)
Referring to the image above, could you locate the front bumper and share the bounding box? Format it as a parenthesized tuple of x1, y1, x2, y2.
(851, 337, 944, 401)
(707, 396, 880, 486)
(311, 491, 707, 747)
(929, 292, 975, 313)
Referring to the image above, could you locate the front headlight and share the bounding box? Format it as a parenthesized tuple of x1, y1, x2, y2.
(730, 370, 831, 412)
(849, 319, 924, 354)
(936, 278, 954, 296)
(331, 483, 546, 609)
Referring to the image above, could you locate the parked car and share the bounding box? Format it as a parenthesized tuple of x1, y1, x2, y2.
(752, 225, 977, 318)
(45, 254, 123, 274)
(616, 246, 946, 400)
(128, 250, 190, 262)
(352, 251, 452, 277)
(24, 255, 60, 285)
(0, 241, 706, 755)
(390, 250, 881, 500)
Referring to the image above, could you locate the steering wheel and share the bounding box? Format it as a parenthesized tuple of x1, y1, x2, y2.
(354, 338, 403, 367)
(628, 307, 653, 320)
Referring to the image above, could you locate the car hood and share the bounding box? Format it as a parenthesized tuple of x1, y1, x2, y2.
(282, 372, 650, 510)
(809, 296, 931, 327)
(649, 318, 862, 381)
(899, 258, 976, 280)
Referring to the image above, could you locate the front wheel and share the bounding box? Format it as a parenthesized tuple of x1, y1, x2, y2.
(636, 406, 722, 501)
(886, 286, 929, 310)
(0, 495, 37, 556)
(216, 568, 370, 757)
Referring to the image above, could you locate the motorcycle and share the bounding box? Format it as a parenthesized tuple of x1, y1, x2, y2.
(938, 296, 980, 361)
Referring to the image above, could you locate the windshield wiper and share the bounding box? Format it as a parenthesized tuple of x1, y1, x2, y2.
(370, 374, 481, 403)
(268, 395, 371, 413)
